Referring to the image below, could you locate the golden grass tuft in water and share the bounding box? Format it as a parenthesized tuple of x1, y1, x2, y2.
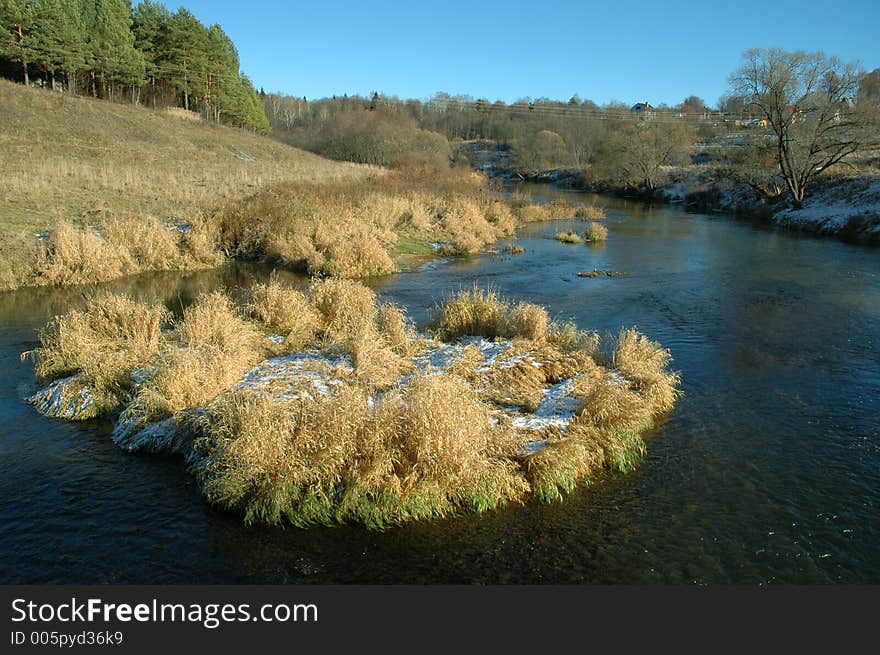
(584, 222, 609, 242)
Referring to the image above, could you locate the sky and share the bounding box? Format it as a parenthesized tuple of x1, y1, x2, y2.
(164, 0, 880, 108)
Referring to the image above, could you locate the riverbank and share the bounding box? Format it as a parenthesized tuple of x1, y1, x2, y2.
(463, 140, 880, 245)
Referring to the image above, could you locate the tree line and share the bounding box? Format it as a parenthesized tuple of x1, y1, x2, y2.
(0, 0, 269, 131)
(263, 90, 712, 189)
(264, 50, 879, 203)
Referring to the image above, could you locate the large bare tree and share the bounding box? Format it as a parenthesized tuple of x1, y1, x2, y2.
(728, 48, 877, 207)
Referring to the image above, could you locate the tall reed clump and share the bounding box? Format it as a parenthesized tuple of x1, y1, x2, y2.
(26, 215, 223, 288)
(130, 291, 265, 423)
(584, 222, 609, 242)
(309, 277, 412, 387)
(191, 374, 528, 528)
(555, 230, 583, 244)
(212, 168, 522, 277)
(515, 203, 552, 222)
(247, 274, 321, 352)
(436, 285, 584, 344)
(611, 327, 682, 416)
(574, 205, 606, 220)
(25, 293, 169, 408)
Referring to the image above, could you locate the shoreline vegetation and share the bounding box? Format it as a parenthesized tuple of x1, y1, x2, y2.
(0, 75, 610, 292)
(2, 164, 607, 291)
(23, 282, 681, 528)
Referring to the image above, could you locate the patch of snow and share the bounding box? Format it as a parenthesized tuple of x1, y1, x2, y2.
(410, 343, 465, 374)
(234, 351, 353, 400)
(130, 368, 154, 387)
(774, 176, 880, 232)
(28, 374, 100, 420)
(510, 375, 584, 431)
(520, 440, 547, 455)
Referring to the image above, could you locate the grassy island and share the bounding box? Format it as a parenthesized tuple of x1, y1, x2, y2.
(24, 281, 680, 528)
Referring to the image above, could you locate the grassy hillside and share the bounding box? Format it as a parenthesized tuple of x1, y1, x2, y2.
(0, 80, 372, 284)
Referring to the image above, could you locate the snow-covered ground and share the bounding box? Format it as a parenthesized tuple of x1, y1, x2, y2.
(659, 170, 880, 243)
(773, 176, 880, 237)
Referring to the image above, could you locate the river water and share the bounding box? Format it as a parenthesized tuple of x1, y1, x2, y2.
(1, 186, 878, 584)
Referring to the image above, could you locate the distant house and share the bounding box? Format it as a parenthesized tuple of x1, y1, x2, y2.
(736, 117, 769, 128)
(630, 102, 656, 117)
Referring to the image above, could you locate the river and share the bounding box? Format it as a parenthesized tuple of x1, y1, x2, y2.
(1, 185, 877, 583)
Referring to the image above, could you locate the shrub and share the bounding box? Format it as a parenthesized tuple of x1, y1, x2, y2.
(313, 111, 451, 167)
(555, 231, 583, 244)
(574, 205, 606, 220)
(584, 223, 609, 242)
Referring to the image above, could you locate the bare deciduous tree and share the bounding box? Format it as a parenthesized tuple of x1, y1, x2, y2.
(728, 48, 878, 207)
(594, 121, 695, 192)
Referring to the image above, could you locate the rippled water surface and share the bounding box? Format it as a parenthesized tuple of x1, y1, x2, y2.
(1, 187, 878, 584)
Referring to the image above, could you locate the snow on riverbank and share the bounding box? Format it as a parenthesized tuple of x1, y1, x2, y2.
(773, 176, 880, 236)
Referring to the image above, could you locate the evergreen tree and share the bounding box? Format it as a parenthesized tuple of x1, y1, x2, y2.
(31, 0, 87, 92)
(132, 0, 170, 106)
(166, 7, 208, 111)
(0, 0, 34, 84)
(204, 23, 237, 122)
(87, 0, 144, 100)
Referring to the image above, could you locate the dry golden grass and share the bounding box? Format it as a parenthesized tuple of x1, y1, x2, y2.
(555, 230, 583, 244)
(436, 286, 556, 342)
(612, 327, 682, 415)
(309, 277, 378, 347)
(21, 211, 224, 288)
(524, 433, 606, 502)
(515, 203, 552, 222)
(378, 302, 415, 355)
(507, 302, 550, 341)
(574, 205, 607, 220)
(0, 79, 372, 288)
(26, 293, 168, 397)
(350, 330, 413, 388)
(191, 373, 528, 527)
(584, 222, 609, 242)
(133, 291, 264, 421)
(25, 282, 683, 527)
(213, 168, 516, 276)
(248, 274, 321, 352)
(548, 321, 601, 354)
(435, 286, 509, 339)
(192, 387, 369, 525)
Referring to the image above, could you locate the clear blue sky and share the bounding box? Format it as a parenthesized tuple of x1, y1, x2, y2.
(164, 0, 880, 107)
